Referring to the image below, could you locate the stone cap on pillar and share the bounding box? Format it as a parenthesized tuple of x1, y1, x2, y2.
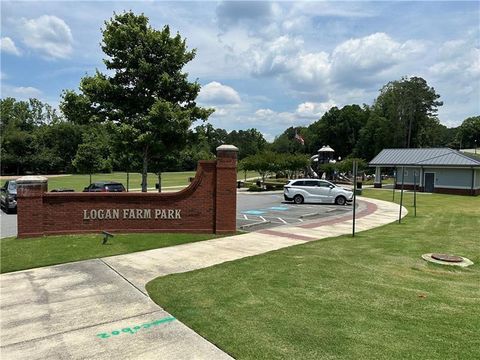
(216, 144, 239, 153)
(16, 176, 48, 185)
(16, 176, 48, 196)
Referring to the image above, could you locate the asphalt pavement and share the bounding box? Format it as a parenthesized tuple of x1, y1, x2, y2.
(237, 191, 353, 231)
(0, 211, 17, 238)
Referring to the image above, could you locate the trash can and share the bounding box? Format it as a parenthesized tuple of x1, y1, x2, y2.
(237, 181, 243, 189)
(355, 182, 362, 195)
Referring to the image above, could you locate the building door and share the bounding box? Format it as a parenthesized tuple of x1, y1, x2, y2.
(424, 173, 435, 193)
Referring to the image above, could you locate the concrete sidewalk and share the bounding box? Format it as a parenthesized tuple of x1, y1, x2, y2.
(0, 197, 406, 359)
(102, 197, 403, 292)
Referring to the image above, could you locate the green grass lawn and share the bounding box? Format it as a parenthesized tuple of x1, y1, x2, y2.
(0, 171, 260, 192)
(362, 177, 395, 185)
(147, 190, 480, 359)
(0, 233, 227, 273)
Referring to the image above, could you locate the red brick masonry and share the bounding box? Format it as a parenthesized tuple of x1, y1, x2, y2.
(16, 146, 238, 238)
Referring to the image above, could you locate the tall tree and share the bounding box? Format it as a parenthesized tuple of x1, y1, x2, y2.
(308, 105, 369, 159)
(373, 76, 443, 148)
(226, 129, 267, 160)
(456, 116, 480, 149)
(270, 126, 309, 154)
(72, 129, 111, 184)
(1, 98, 63, 175)
(61, 11, 213, 191)
(32, 121, 83, 173)
(354, 113, 392, 161)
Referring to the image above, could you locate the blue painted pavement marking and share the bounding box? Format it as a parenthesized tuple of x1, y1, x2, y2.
(268, 206, 289, 211)
(242, 210, 266, 215)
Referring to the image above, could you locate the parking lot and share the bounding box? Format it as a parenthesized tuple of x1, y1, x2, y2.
(237, 192, 352, 232)
(0, 211, 17, 238)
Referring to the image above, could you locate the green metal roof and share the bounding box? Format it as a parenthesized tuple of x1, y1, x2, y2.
(369, 148, 480, 167)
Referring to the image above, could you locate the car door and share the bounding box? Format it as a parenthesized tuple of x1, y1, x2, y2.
(317, 181, 334, 203)
(304, 180, 321, 202)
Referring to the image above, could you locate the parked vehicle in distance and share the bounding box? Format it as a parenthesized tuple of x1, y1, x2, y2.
(0, 180, 17, 213)
(83, 181, 126, 192)
(284, 179, 353, 205)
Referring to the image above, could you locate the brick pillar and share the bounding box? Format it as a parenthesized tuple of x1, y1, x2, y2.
(215, 145, 238, 234)
(17, 176, 47, 238)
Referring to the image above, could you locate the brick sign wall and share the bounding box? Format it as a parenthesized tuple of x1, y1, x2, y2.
(16, 145, 238, 238)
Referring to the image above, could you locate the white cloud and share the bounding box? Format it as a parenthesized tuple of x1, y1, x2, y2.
(252, 105, 326, 128)
(0, 37, 21, 56)
(289, 2, 376, 19)
(241, 32, 426, 99)
(430, 42, 480, 78)
(2, 85, 42, 98)
(198, 81, 241, 105)
(296, 100, 336, 119)
(331, 33, 425, 86)
(427, 36, 480, 124)
(248, 35, 303, 77)
(20, 15, 73, 59)
(287, 52, 331, 93)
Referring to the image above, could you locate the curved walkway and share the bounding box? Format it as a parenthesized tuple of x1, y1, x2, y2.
(103, 197, 404, 293)
(0, 197, 406, 360)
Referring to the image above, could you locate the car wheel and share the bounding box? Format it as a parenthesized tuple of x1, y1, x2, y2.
(293, 195, 304, 204)
(335, 196, 346, 205)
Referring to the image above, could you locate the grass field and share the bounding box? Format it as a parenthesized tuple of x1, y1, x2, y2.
(0, 171, 260, 192)
(147, 190, 480, 359)
(0, 232, 228, 273)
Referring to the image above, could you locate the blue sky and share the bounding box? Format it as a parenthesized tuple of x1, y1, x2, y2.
(1, 1, 479, 140)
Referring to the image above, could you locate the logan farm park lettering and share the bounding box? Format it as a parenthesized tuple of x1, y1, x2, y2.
(83, 208, 181, 220)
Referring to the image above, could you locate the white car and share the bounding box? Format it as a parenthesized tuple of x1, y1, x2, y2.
(284, 179, 353, 205)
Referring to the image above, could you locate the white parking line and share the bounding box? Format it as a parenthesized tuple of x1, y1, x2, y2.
(259, 216, 266, 222)
(243, 214, 248, 220)
(277, 217, 288, 224)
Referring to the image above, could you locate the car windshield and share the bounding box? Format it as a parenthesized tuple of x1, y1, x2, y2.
(8, 181, 16, 191)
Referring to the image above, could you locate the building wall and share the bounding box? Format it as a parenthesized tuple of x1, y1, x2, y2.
(16, 148, 238, 238)
(394, 166, 479, 195)
(432, 168, 474, 188)
(395, 167, 420, 185)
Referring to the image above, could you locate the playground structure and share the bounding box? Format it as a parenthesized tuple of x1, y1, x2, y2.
(308, 145, 337, 179)
(307, 145, 354, 184)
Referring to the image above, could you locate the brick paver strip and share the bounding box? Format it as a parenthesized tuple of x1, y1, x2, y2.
(297, 200, 377, 229)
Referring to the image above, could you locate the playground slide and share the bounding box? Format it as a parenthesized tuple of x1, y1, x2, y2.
(306, 166, 318, 178)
